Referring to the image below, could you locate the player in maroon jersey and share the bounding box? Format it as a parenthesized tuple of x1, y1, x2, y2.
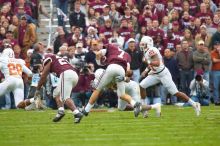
(34, 53, 83, 124)
(83, 44, 142, 117)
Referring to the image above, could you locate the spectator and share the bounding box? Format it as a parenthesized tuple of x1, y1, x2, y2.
(98, 4, 112, 26)
(108, 30, 125, 49)
(118, 18, 134, 44)
(13, 15, 37, 59)
(57, 45, 68, 58)
(14, 0, 32, 17)
(161, 48, 179, 104)
(8, 15, 19, 32)
(182, 29, 195, 48)
(30, 42, 44, 68)
(89, 0, 105, 14)
(195, 25, 212, 49)
(69, 1, 86, 31)
(209, 22, 220, 50)
(99, 19, 113, 42)
(121, 6, 137, 28)
(53, 26, 68, 54)
(85, 39, 103, 70)
(164, 29, 181, 52)
(109, 1, 120, 28)
(176, 40, 194, 96)
(193, 40, 212, 82)
(13, 44, 22, 59)
(138, 5, 158, 28)
(171, 21, 184, 40)
(195, 2, 213, 24)
(189, 0, 199, 15)
(54, 0, 68, 27)
(210, 41, 220, 105)
(75, 42, 88, 61)
(176, 70, 210, 106)
(203, 0, 218, 13)
(147, 19, 164, 43)
(135, 26, 147, 43)
(159, 16, 171, 34)
(67, 26, 85, 47)
(125, 38, 143, 82)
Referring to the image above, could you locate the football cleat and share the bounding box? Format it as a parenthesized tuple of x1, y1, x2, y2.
(53, 110, 65, 122)
(82, 109, 89, 116)
(74, 112, 84, 124)
(194, 102, 201, 116)
(134, 102, 141, 117)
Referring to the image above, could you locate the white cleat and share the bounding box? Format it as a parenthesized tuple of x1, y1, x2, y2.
(194, 102, 201, 116)
(155, 103, 161, 117)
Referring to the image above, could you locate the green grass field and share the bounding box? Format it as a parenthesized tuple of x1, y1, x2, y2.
(0, 106, 220, 146)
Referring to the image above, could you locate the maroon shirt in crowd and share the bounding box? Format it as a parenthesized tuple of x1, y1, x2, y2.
(43, 54, 75, 77)
(189, 0, 199, 15)
(138, 14, 158, 27)
(99, 26, 113, 41)
(118, 27, 133, 42)
(147, 28, 165, 41)
(195, 12, 213, 24)
(89, 1, 106, 14)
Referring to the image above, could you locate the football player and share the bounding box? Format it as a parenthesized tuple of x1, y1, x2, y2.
(33, 53, 83, 123)
(0, 47, 32, 108)
(83, 43, 142, 117)
(139, 36, 201, 116)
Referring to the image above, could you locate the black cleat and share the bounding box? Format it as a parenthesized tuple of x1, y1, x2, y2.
(82, 109, 89, 116)
(53, 110, 65, 122)
(134, 102, 141, 117)
(74, 112, 83, 124)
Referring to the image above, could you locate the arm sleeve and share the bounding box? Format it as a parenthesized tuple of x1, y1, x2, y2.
(22, 65, 32, 77)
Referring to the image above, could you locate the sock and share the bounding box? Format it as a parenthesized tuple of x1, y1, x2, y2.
(151, 104, 158, 109)
(85, 103, 94, 112)
(188, 98, 196, 107)
(141, 99, 145, 105)
(30, 98, 35, 103)
(130, 100, 136, 107)
(58, 107, 64, 111)
(73, 109, 79, 115)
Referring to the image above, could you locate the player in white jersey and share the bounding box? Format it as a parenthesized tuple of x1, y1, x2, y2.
(0, 48, 32, 108)
(93, 68, 161, 117)
(139, 36, 201, 116)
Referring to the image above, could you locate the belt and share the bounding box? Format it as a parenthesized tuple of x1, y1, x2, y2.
(153, 67, 165, 74)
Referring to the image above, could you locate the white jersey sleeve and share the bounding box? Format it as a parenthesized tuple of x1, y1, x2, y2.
(16, 59, 33, 77)
(144, 47, 165, 73)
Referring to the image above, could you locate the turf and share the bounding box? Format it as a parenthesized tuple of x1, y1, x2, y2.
(0, 106, 220, 146)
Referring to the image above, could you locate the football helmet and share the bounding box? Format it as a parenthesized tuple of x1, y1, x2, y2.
(1, 48, 15, 58)
(139, 36, 154, 52)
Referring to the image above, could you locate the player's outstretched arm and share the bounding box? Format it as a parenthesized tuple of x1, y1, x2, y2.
(36, 61, 51, 91)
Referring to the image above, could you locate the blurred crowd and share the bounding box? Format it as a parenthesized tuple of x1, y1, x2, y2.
(0, 0, 220, 109)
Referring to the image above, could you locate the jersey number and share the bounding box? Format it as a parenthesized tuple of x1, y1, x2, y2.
(58, 58, 69, 65)
(117, 48, 125, 58)
(8, 63, 22, 76)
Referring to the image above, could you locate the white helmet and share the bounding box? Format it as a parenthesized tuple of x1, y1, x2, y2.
(1, 48, 15, 58)
(91, 68, 105, 88)
(139, 36, 154, 51)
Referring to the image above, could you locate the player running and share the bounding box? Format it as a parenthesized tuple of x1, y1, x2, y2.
(0, 47, 32, 108)
(33, 53, 83, 123)
(139, 36, 201, 116)
(83, 43, 142, 117)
